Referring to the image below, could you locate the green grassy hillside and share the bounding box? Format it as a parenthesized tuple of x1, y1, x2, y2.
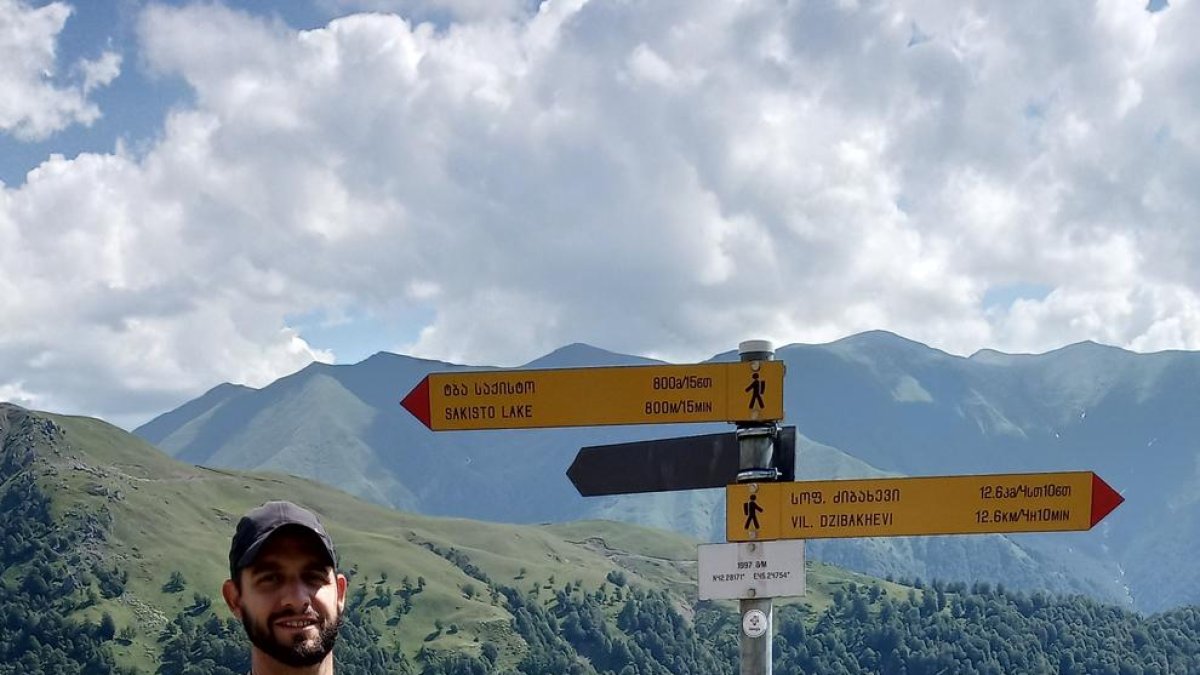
(42, 411, 655, 671)
(8, 404, 899, 673)
(5, 403, 1198, 675)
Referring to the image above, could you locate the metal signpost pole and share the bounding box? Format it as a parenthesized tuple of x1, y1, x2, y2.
(736, 340, 778, 675)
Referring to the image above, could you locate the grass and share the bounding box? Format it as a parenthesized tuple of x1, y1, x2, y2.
(30, 410, 919, 672)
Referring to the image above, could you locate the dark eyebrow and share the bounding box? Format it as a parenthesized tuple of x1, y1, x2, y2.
(248, 552, 333, 578)
(252, 561, 332, 575)
(250, 560, 284, 574)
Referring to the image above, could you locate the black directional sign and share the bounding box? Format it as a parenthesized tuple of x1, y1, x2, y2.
(567, 427, 796, 497)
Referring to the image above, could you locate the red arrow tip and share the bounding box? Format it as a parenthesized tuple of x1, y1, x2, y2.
(1090, 473, 1124, 528)
(400, 377, 432, 429)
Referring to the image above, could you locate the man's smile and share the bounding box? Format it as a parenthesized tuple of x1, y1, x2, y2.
(275, 616, 320, 630)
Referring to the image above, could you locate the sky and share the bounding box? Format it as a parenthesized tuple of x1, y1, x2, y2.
(0, 0, 1195, 429)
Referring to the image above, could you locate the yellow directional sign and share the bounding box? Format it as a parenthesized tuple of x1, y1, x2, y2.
(727, 471, 1124, 541)
(401, 361, 785, 431)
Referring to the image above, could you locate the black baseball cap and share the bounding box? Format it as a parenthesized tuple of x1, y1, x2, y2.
(229, 501, 337, 580)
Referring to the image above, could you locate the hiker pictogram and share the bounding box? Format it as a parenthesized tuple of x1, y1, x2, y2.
(744, 494, 764, 530)
(745, 372, 766, 410)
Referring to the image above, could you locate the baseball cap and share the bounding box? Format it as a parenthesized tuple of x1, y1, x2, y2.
(229, 501, 337, 580)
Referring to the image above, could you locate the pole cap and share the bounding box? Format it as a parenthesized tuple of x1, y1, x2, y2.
(738, 340, 774, 362)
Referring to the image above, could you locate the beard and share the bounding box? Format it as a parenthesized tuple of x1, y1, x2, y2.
(241, 606, 342, 668)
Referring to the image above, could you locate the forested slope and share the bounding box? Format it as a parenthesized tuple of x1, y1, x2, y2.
(3, 403, 1197, 674)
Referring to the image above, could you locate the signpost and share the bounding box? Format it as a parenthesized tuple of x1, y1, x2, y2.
(726, 471, 1124, 542)
(398, 339, 1127, 675)
(400, 361, 785, 431)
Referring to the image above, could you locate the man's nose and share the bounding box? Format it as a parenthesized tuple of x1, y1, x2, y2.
(278, 577, 312, 610)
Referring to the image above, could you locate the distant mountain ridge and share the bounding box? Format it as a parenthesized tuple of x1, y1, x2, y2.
(134, 381, 256, 447)
(134, 331, 1200, 612)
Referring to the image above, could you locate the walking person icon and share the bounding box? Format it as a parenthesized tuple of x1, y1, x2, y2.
(745, 372, 766, 410)
(743, 494, 763, 530)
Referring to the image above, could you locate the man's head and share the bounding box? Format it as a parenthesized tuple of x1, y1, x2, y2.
(222, 501, 347, 669)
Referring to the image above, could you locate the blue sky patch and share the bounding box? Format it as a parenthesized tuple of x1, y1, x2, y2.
(982, 283, 1054, 311)
(286, 305, 436, 364)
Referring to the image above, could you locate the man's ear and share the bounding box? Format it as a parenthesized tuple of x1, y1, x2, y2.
(222, 578, 244, 619)
(335, 573, 347, 612)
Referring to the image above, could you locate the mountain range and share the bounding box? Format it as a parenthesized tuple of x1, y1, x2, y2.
(134, 331, 1200, 612)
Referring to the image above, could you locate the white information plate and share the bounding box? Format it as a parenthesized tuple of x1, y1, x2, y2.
(697, 540, 805, 600)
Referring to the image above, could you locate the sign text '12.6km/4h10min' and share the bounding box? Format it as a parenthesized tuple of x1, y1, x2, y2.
(400, 361, 785, 431)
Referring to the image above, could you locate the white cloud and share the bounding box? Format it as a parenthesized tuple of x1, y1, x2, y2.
(0, 0, 121, 141)
(2, 0, 1200, 426)
(0, 381, 41, 409)
(78, 50, 122, 94)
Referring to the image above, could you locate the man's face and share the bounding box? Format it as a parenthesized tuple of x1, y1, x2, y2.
(222, 528, 347, 668)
